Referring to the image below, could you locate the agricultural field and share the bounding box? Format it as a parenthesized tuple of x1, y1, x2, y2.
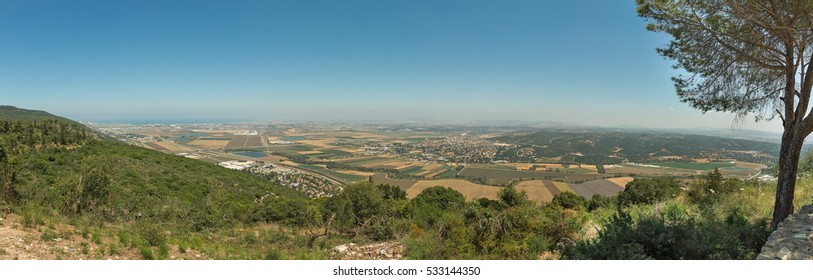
(406, 179, 500, 202)
(497, 162, 597, 172)
(513, 180, 556, 203)
(569, 177, 630, 197)
(258, 154, 287, 162)
(651, 161, 736, 170)
(458, 167, 603, 185)
(334, 170, 376, 177)
(295, 164, 366, 184)
(297, 139, 339, 149)
(337, 157, 416, 170)
(144, 142, 167, 151)
(144, 141, 193, 152)
(371, 173, 418, 190)
(606, 177, 635, 188)
(188, 139, 231, 149)
(405, 177, 632, 205)
(225, 135, 265, 149)
(605, 164, 698, 176)
(311, 149, 353, 159)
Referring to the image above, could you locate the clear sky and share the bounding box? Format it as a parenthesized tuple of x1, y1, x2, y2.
(0, 0, 784, 132)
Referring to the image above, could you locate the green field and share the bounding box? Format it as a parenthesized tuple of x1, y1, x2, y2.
(399, 165, 425, 175)
(337, 157, 391, 167)
(313, 149, 353, 159)
(651, 162, 736, 170)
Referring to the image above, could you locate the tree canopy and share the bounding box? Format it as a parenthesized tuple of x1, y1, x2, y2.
(638, 0, 813, 229)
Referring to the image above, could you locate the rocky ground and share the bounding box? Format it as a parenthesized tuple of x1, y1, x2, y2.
(758, 204, 813, 260)
(331, 241, 405, 260)
(0, 213, 207, 260)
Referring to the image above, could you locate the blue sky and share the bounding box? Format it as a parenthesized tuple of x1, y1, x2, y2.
(0, 0, 784, 131)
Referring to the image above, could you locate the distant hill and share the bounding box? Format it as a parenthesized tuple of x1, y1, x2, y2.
(492, 128, 780, 165)
(0, 105, 73, 122)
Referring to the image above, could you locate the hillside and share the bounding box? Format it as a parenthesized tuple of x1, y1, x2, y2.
(493, 129, 780, 165)
(0, 105, 74, 122)
(0, 106, 313, 259)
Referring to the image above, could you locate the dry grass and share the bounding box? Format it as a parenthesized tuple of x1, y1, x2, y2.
(279, 161, 300, 166)
(423, 167, 451, 178)
(514, 180, 555, 204)
(499, 162, 593, 171)
(151, 142, 193, 152)
(416, 164, 443, 176)
(297, 140, 338, 149)
(298, 150, 323, 155)
(358, 158, 413, 169)
(606, 177, 635, 188)
(733, 161, 766, 169)
(408, 179, 569, 204)
(552, 182, 574, 193)
(335, 170, 376, 176)
(188, 140, 230, 149)
(407, 179, 500, 201)
(606, 166, 695, 176)
(259, 155, 287, 162)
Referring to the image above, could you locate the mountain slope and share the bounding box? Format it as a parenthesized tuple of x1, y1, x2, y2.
(0, 105, 306, 233)
(0, 105, 73, 122)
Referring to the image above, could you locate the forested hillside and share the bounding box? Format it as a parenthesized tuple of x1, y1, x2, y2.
(493, 129, 779, 165)
(0, 106, 312, 259)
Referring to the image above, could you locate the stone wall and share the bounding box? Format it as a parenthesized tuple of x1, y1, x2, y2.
(758, 204, 813, 260)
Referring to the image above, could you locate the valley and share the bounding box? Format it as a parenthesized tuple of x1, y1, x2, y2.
(92, 121, 777, 202)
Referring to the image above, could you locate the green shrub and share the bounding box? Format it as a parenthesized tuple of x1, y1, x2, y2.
(551, 191, 587, 210)
(108, 243, 120, 255)
(157, 244, 169, 260)
(139, 223, 166, 247)
(588, 194, 613, 211)
(139, 245, 154, 260)
(40, 229, 57, 241)
(264, 248, 285, 260)
(617, 177, 681, 206)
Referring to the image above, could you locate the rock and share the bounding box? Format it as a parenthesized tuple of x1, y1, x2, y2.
(759, 204, 813, 260)
(333, 244, 349, 254)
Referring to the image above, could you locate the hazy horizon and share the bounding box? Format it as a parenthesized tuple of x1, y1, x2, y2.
(0, 0, 785, 133)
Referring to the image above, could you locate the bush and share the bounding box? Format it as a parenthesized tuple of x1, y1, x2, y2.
(139, 223, 166, 247)
(408, 186, 466, 227)
(264, 248, 285, 260)
(551, 192, 587, 210)
(587, 194, 613, 211)
(616, 177, 681, 206)
(569, 208, 770, 260)
(138, 244, 154, 260)
(40, 229, 57, 241)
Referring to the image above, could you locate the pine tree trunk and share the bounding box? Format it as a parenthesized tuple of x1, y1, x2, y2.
(771, 128, 805, 230)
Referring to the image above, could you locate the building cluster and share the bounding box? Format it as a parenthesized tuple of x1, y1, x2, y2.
(250, 163, 342, 198)
(388, 135, 499, 163)
(218, 160, 256, 170)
